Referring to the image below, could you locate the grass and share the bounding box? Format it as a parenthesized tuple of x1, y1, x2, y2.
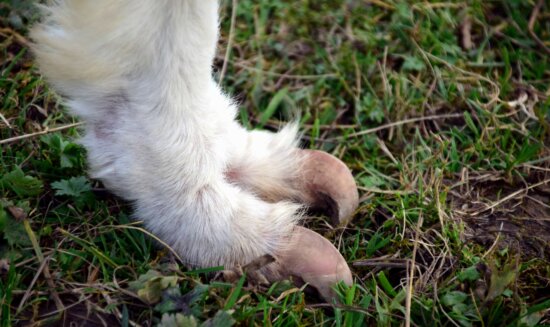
(1, 0, 550, 325)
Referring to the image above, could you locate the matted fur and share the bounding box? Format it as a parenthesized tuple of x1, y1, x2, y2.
(31, 0, 304, 268)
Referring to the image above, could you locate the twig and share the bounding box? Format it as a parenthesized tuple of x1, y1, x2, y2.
(523, 155, 550, 166)
(218, 0, 238, 85)
(106, 224, 185, 265)
(353, 259, 411, 269)
(229, 60, 338, 80)
(469, 178, 550, 216)
(16, 255, 51, 314)
(37, 295, 93, 320)
(0, 27, 31, 48)
(22, 219, 64, 312)
(412, 2, 465, 10)
(302, 123, 357, 129)
(326, 113, 463, 141)
(366, 0, 395, 10)
(416, 48, 501, 107)
(0, 122, 82, 145)
(358, 186, 414, 195)
(481, 222, 504, 259)
(460, 15, 473, 50)
(0, 112, 12, 129)
(307, 303, 374, 315)
(470, 290, 485, 327)
(377, 138, 398, 165)
(528, 0, 550, 56)
(406, 213, 423, 327)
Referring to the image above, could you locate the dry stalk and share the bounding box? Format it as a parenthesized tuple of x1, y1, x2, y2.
(0, 122, 83, 145)
(218, 0, 238, 85)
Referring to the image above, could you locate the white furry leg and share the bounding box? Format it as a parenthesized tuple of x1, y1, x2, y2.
(31, 0, 356, 302)
(127, 154, 303, 269)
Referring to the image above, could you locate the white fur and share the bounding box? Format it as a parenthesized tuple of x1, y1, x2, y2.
(32, 0, 304, 268)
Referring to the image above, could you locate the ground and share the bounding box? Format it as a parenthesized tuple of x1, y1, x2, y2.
(1, 0, 549, 326)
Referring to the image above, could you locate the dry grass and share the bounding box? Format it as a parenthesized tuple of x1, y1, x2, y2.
(1, 0, 549, 326)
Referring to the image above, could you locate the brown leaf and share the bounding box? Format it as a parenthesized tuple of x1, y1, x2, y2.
(7, 206, 27, 221)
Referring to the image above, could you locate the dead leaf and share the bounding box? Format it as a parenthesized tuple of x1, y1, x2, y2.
(486, 259, 519, 302)
(7, 206, 27, 220)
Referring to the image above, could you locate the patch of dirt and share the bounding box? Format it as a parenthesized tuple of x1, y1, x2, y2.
(16, 294, 122, 327)
(448, 170, 550, 260)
